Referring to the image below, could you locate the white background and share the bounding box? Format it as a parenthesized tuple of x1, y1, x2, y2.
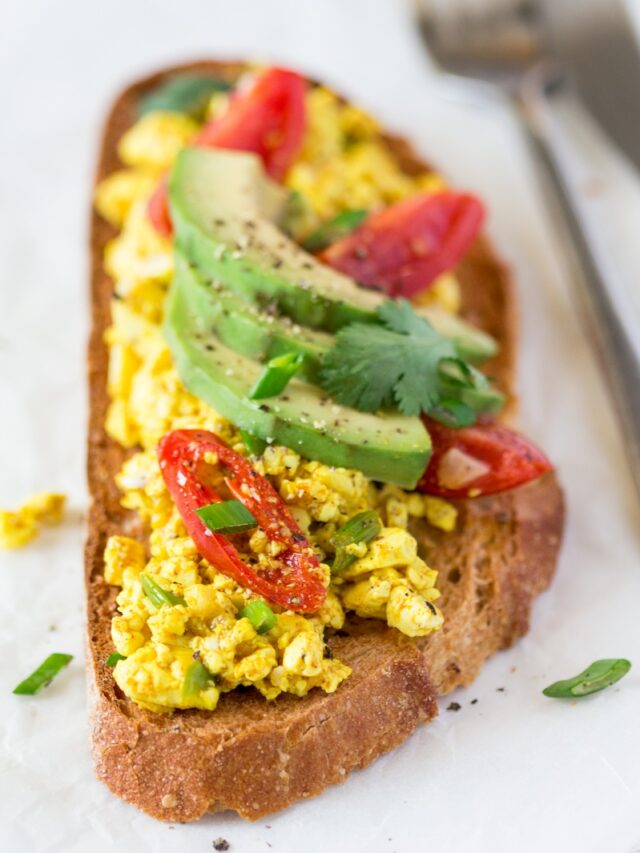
(2, 2, 640, 852)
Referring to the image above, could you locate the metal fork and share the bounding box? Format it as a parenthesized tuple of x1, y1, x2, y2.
(415, 0, 640, 503)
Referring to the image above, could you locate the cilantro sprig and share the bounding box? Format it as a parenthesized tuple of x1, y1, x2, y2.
(319, 300, 504, 427)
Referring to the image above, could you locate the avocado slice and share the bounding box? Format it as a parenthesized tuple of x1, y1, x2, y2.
(169, 147, 497, 362)
(176, 252, 503, 419)
(164, 272, 431, 488)
(174, 251, 332, 383)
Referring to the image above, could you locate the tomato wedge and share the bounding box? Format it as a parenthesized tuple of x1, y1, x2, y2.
(418, 417, 553, 499)
(148, 67, 307, 235)
(318, 191, 485, 298)
(157, 429, 327, 613)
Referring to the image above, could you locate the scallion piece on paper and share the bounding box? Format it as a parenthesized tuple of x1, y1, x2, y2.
(239, 600, 277, 634)
(105, 652, 126, 667)
(543, 659, 631, 698)
(141, 574, 186, 608)
(183, 659, 217, 697)
(239, 429, 267, 457)
(249, 351, 303, 400)
(331, 510, 381, 574)
(196, 500, 258, 535)
(302, 209, 368, 253)
(13, 653, 73, 695)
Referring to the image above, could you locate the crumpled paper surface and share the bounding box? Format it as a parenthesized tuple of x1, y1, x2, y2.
(2, 1, 640, 851)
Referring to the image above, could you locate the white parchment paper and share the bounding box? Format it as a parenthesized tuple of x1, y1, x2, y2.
(2, 2, 640, 851)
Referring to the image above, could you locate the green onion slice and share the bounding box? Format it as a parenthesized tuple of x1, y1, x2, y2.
(239, 429, 267, 457)
(183, 659, 217, 697)
(249, 351, 304, 400)
(331, 510, 382, 574)
(141, 574, 186, 608)
(138, 74, 232, 119)
(13, 653, 73, 695)
(543, 658, 632, 698)
(239, 600, 277, 634)
(302, 209, 368, 253)
(196, 500, 258, 535)
(105, 652, 126, 667)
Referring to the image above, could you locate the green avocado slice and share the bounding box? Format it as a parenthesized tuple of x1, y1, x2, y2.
(169, 147, 497, 361)
(175, 251, 503, 416)
(173, 251, 332, 383)
(164, 273, 431, 488)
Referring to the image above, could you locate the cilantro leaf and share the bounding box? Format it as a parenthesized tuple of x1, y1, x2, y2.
(319, 299, 504, 424)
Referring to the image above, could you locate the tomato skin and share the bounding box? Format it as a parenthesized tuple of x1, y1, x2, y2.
(147, 176, 172, 237)
(147, 67, 307, 235)
(194, 67, 306, 180)
(157, 429, 326, 613)
(319, 191, 485, 298)
(418, 417, 553, 499)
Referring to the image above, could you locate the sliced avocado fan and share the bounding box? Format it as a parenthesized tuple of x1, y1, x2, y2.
(164, 273, 431, 488)
(169, 147, 498, 362)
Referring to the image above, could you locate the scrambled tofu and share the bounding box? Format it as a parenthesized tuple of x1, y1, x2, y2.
(0, 493, 66, 549)
(95, 80, 460, 713)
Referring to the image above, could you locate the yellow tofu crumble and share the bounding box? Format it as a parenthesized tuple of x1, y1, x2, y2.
(95, 79, 459, 713)
(0, 493, 66, 550)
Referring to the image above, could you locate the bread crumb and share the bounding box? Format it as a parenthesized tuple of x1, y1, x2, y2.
(447, 702, 461, 712)
(213, 840, 230, 852)
(161, 793, 177, 808)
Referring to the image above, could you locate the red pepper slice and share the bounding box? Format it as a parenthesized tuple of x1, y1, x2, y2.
(318, 191, 485, 298)
(417, 417, 553, 499)
(157, 429, 326, 613)
(148, 67, 307, 236)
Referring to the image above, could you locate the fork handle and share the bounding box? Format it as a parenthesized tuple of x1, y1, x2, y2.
(517, 67, 640, 503)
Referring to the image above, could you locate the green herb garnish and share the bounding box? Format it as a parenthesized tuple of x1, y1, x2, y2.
(138, 74, 232, 119)
(141, 574, 186, 608)
(105, 652, 126, 667)
(249, 351, 304, 400)
(13, 653, 73, 695)
(302, 209, 368, 252)
(319, 299, 504, 426)
(331, 510, 381, 574)
(543, 659, 631, 698)
(196, 500, 258, 535)
(239, 600, 277, 634)
(183, 659, 217, 697)
(239, 429, 267, 457)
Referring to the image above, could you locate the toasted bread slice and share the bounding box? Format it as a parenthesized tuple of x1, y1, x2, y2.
(86, 62, 564, 822)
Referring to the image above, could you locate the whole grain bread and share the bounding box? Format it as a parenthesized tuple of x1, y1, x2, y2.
(86, 61, 564, 822)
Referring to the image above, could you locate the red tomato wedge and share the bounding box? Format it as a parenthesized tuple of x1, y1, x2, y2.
(418, 417, 553, 499)
(148, 67, 307, 235)
(157, 429, 327, 613)
(318, 191, 485, 298)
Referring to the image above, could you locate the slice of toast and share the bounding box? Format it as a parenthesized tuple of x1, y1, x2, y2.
(86, 61, 564, 822)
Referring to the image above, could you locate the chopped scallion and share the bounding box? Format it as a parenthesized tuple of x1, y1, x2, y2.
(331, 510, 381, 574)
(13, 653, 73, 695)
(105, 652, 126, 667)
(302, 209, 368, 253)
(239, 429, 267, 457)
(183, 659, 217, 697)
(239, 600, 277, 634)
(249, 351, 303, 400)
(141, 574, 186, 608)
(196, 500, 258, 535)
(543, 659, 631, 698)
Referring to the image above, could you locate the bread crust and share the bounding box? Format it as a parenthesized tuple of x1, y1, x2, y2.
(86, 61, 564, 822)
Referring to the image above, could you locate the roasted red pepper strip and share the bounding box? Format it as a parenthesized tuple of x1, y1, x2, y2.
(157, 429, 327, 613)
(417, 417, 553, 499)
(148, 67, 307, 236)
(318, 191, 485, 298)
